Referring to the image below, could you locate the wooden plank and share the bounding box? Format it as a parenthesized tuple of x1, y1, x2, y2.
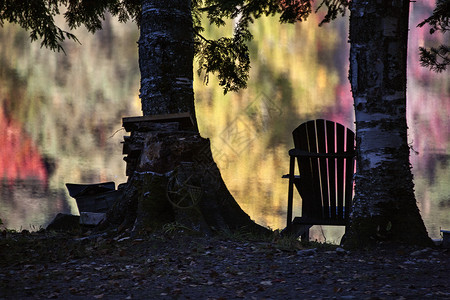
(125, 157, 138, 176)
(74, 190, 122, 213)
(293, 122, 314, 218)
(123, 142, 145, 155)
(122, 112, 195, 132)
(316, 120, 330, 219)
(66, 182, 115, 198)
(80, 212, 105, 226)
(129, 121, 181, 133)
(286, 156, 296, 228)
(326, 120, 337, 220)
(288, 149, 354, 158)
(344, 127, 355, 219)
(336, 123, 345, 220)
(306, 120, 322, 219)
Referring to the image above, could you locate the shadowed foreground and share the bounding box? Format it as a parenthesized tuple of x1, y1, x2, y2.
(1, 230, 449, 299)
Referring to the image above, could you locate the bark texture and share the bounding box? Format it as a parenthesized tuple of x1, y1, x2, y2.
(139, 0, 196, 124)
(103, 0, 268, 236)
(345, 0, 432, 247)
(104, 127, 266, 235)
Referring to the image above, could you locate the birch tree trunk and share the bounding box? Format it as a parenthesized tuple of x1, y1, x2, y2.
(345, 0, 432, 247)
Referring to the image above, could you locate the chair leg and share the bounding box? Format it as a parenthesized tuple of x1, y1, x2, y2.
(340, 224, 349, 245)
(301, 229, 310, 242)
(286, 156, 295, 228)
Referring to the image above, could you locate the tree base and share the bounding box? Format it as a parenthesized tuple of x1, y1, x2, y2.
(343, 210, 434, 249)
(100, 127, 269, 237)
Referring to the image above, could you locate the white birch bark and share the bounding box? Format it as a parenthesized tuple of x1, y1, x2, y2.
(346, 0, 431, 246)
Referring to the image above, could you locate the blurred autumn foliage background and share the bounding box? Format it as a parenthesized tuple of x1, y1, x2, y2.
(0, 1, 448, 241)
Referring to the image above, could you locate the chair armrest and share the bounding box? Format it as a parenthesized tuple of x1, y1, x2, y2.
(282, 174, 300, 179)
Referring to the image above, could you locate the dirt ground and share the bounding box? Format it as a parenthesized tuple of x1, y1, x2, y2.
(1, 229, 449, 300)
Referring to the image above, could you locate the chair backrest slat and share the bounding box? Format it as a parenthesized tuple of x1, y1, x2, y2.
(292, 119, 355, 222)
(316, 120, 330, 219)
(326, 120, 337, 219)
(307, 121, 324, 218)
(335, 122, 346, 219)
(345, 127, 355, 219)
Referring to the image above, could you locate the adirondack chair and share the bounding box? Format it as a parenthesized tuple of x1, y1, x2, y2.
(283, 119, 356, 241)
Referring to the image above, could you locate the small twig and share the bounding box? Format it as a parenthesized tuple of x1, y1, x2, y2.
(109, 128, 125, 139)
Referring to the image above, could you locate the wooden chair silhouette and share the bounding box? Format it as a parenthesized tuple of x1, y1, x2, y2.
(283, 119, 356, 241)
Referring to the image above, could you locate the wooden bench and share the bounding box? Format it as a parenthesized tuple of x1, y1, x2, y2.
(283, 119, 356, 241)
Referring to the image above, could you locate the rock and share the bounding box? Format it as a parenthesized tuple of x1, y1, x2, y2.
(335, 247, 348, 255)
(46, 213, 80, 231)
(297, 248, 317, 256)
(410, 248, 431, 257)
(80, 212, 105, 226)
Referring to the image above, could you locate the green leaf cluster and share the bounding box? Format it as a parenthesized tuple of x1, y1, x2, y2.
(417, 0, 450, 72)
(419, 45, 450, 73)
(0, 0, 140, 53)
(417, 0, 449, 35)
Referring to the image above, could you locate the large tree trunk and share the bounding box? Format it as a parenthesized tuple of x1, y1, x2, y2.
(102, 0, 267, 235)
(345, 0, 432, 247)
(139, 0, 196, 121)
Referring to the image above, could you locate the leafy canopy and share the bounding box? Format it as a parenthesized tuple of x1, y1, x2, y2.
(0, 0, 140, 53)
(1, 0, 447, 91)
(0, 0, 349, 92)
(193, 0, 349, 93)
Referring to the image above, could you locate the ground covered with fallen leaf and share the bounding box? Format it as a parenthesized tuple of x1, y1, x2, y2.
(1, 228, 449, 300)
